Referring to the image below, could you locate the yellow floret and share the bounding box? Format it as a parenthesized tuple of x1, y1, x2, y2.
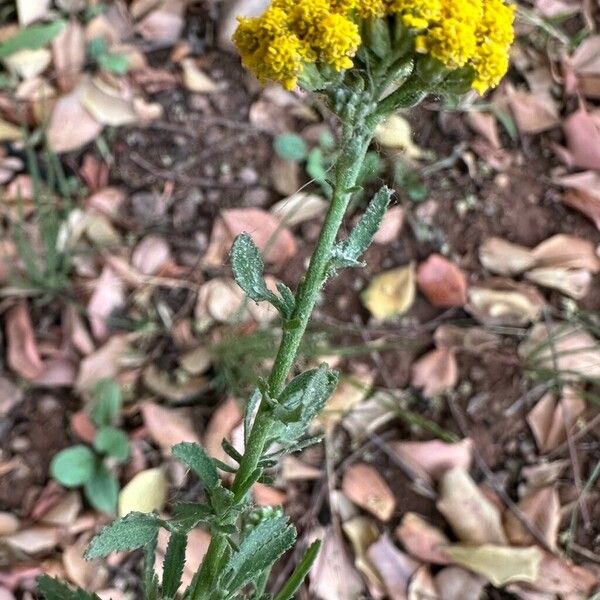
(477, 0, 515, 45)
(426, 17, 477, 68)
(470, 40, 510, 93)
(310, 12, 361, 69)
(356, 0, 387, 18)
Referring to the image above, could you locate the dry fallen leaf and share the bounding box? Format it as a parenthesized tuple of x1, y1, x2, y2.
(434, 567, 486, 600)
(342, 516, 384, 595)
(408, 566, 439, 600)
(310, 526, 365, 600)
(4, 48, 52, 79)
(181, 58, 218, 92)
(75, 335, 130, 393)
(395, 512, 450, 565)
(556, 107, 600, 170)
(136, 6, 184, 43)
(118, 467, 168, 517)
(506, 88, 560, 134)
(570, 35, 600, 98)
(132, 235, 171, 275)
(416, 254, 468, 307)
(467, 279, 545, 326)
(80, 76, 138, 126)
(141, 401, 200, 452)
(204, 397, 243, 464)
(519, 323, 600, 380)
(17, 0, 51, 25)
(0, 513, 20, 536)
(367, 534, 420, 600)
(142, 365, 208, 403)
(411, 347, 458, 398)
(532, 551, 598, 595)
(525, 267, 592, 299)
(6, 300, 45, 380)
(342, 463, 396, 522)
(479, 237, 536, 276)
(504, 486, 560, 549)
(52, 18, 85, 91)
(373, 206, 405, 245)
(442, 544, 542, 587)
(361, 264, 416, 319)
(391, 439, 473, 482)
(375, 115, 425, 158)
(526, 388, 586, 453)
(195, 277, 248, 325)
(281, 456, 321, 481)
(437, 467, 507, 545)
(531, 234, 600, 272)
(87, 265, 125, 341)
(4, 527, 60, 555)
(47, 85, 102, 153)
(270, 192, 328, 227)
(466, 111, 501, 148)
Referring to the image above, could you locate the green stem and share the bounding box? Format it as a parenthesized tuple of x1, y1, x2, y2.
(267, 119, 375, 398)
(188, 104, 378, 600)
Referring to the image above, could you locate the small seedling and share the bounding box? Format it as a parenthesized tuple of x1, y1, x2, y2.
(88, 38, 130, 75)
(50, 379, 129, 515)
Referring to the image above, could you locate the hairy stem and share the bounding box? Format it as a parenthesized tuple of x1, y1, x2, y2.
(188, 104, 378, 600)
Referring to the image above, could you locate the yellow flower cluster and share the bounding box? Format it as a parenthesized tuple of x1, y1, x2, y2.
(234, 0, 514, 93)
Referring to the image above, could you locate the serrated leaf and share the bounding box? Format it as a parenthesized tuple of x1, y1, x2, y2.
(271, 365, 338, 444)
(332, 186, 392, 269)
(162, 531, 187, 599)
(84, 463, 119, 515)
(85, 512, 161, 559)
(230, 233, 291, 318)
(0, 20, 66, 59)
(94, 426, 130, 462)
(170, 502, 213, 531)
(50, 445, 96, 487)
(172, 442, 219, 491)
(274, 540, 321, 600)
(245, 388, 262, 446)
(37, 575, 102, 600)
(223, 515, 297, 592)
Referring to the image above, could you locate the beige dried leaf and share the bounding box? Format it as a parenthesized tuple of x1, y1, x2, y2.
(132, 235, 171, 275)
(408, 566, 439, 600)
(141, 401, 200, 452)
(343, 516, 385, 594)
(375, 115, 424, 158)
(442, 544, 542, 587)
(525, 267, 592, 299)
(342, 463, 396, 522)
(434, 567, 486, 600)
(118, 467, 168, 517)
(479, 237, 536, 276)
(467, 279, 544, 326)
(437, 467, 507, 545)
(270, 192, 328, 227)
(80, 76, 138, 126)
(361, 264, 416, 320)
(531, 234, 600, 272)
(181, 58, 218, 93)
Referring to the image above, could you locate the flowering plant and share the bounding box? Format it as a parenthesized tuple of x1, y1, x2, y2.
(39, 2, 514, 599)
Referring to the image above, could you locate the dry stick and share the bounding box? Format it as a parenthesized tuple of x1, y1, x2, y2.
(447, 397, 556, 554)
(542, 311, 589, 527)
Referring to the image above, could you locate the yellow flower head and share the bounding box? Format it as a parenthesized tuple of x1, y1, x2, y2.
(233, 0, 514, 93)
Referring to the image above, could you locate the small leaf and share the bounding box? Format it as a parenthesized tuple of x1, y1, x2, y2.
(230, 233, 291, 318)
(274, 540, 321, 600)
(274, 133, 308, 161)
(172, 442, 219, 491)
(94, 426, 129, 462)
(341, 463, 395, 522)
(0, 20, 66, 59)
(332, 186, 392, 269)
(91, 378, 122, 427)
(51, 445, 96, 487)
(170, 502, 213, 531)
(118, 468, 168, 517)
(86, 512, 161, 559)
(223, 515, 296, 592)
(162, 531, 187, 599)
(84, 464, 119, 515)
(37, 575, 102, 600)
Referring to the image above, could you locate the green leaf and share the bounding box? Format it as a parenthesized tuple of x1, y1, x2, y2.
(0, 20, 66, 59)
(84, 464, 119, 515)
(271, 365, 338, 444)
(37, 575, 102, 600)
(274, 540, 321, 600)
(91, 378, 122, 427)
(161, 532, 187, 599)
(94, 426, 130, 462)
(274, 133, 308, 161)
(223, 515, 296, 593)
(170, 502, 213, 532)
(331, 186, 392, 269)
(244, 388, 262, 446)
(172, 442, 219, 490)
(230, 233, 292, 318)
(363, 18, 392, 58)
(98, 52, 130, 74)
(50, 445, 96, 487)
(85, 512, 161, 559)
